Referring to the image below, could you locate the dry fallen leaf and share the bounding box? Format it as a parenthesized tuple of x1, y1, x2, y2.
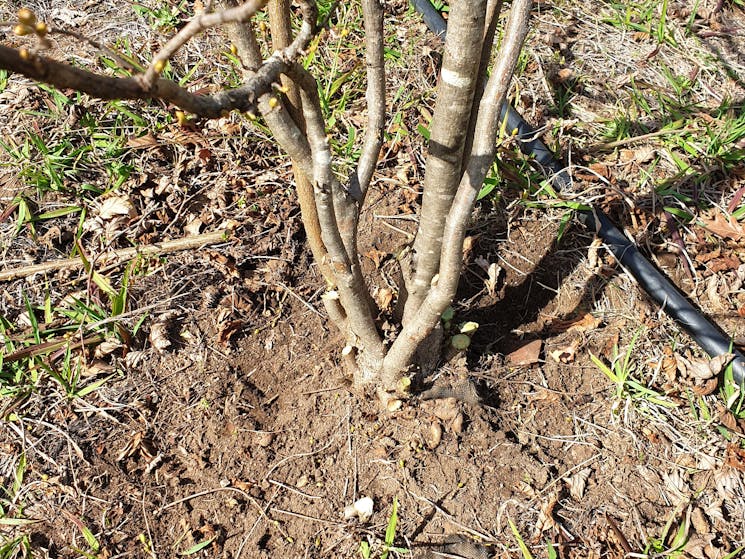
(126, 132, 159, 149)
(725, 443, 745, 471)
(149, 322, 171, 352)
(550, 339, 579, 363)
(506, 339, 542, 366)
(376, 287, 393, 311)
(533, 492, 559, 538)
(662, 470, 689, 507)
(98, 196, 137, 221)
(526, 387, 560, 405)
(699, 210, 745, 242)
(364, 248, 388, 268)
(567, 467, 591, 500)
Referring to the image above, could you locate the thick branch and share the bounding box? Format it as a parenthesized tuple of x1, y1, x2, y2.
(220, 3, 350, 332)
(348, 0, 386, 202)
(384, 0, 533, 385)
(461, 0, 504, 170)
(266, 0, 336, 288)
(298, 69, 385, 365)
(403, 0, 488, 324)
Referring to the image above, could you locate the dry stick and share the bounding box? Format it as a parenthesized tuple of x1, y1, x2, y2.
(402, 0, 489, 327)
(590, 126, 694, 151)
(269, 507, 340, 525)
(0, 231, 227, 281)
(383, 0, 533, 384)
(409, 492, 494, 542)
(0, 230, 228, 282)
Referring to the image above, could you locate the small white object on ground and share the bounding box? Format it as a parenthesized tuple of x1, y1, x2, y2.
(343, 496, 374, 522)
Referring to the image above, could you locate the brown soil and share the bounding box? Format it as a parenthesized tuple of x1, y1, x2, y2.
(1, 1, 745, 558)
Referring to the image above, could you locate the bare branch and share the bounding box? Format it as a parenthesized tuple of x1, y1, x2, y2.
(266, 0, 337, 289)
(348, 0, 385, 202)
(403, 0, 488, 324)
(140, 0, 270, 88)
(384, 0, 533, 385)
(461, 0, 504, 170)
(296, 68, 384, 365)
(0, 42, 292, 118)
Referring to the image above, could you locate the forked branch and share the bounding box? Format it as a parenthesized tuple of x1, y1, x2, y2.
(383, 0, 534, 383)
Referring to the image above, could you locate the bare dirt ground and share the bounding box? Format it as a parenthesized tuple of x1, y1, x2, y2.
(1, 0, 745, 558)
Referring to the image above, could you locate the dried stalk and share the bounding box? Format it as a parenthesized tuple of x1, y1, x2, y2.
(0, 230, 229, 282)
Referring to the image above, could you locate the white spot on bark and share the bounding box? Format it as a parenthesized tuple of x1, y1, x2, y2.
(313, 150, 331, 166)
(441, 68, 471, 88)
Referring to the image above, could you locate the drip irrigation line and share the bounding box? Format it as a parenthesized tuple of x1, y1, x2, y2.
(411, 0, 745, 386)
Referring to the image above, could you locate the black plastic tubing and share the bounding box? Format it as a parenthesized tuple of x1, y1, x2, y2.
(410, 0, 745, 386)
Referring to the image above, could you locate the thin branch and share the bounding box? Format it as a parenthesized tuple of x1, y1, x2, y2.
(0, 44, 274, 118)
(385, 0, 533, 384)
(140, 0, 270, 89)
(348, 0, 385, 202)
(0, 0, 316, 117)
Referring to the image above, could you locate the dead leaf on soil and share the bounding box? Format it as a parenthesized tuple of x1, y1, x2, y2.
(475, 256, 502, 297)
(674, 353, 728, 381)
(506, 339, 542, 366)
(692, 378, 719, 396)
(725, 443, 745, 471)
(98, 195, 137, 221)
(184, 216, 204, 236)
(713, 467, 739, 499)
(549, 312, 602, 334)
(662, 470, 690, 507)
(566, 467, 592, 500)
(683, 533, 717, 559)
(364, 248, 388, 268)
(149, 322, 171, 352)
(126, 132, 159, 149)
(526, 387, 560, 406)
(376, 287, 394, 311)
(550, 339, 580, 363)
(217, 319, 244, 346)
(533, 492, 559, 539)
(699, 210, 745, 242)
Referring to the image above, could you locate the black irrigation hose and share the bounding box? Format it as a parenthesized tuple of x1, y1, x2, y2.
(411, 1, 745, 386)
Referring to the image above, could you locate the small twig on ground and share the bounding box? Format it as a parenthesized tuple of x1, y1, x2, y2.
(590, 126, 693, 151)
(267, 478, 321, 500)
(0, 230, 229, 282)
(269, 507, 340, 525)
(409, 491, 495, 542)
(263, 439, 337, 481)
